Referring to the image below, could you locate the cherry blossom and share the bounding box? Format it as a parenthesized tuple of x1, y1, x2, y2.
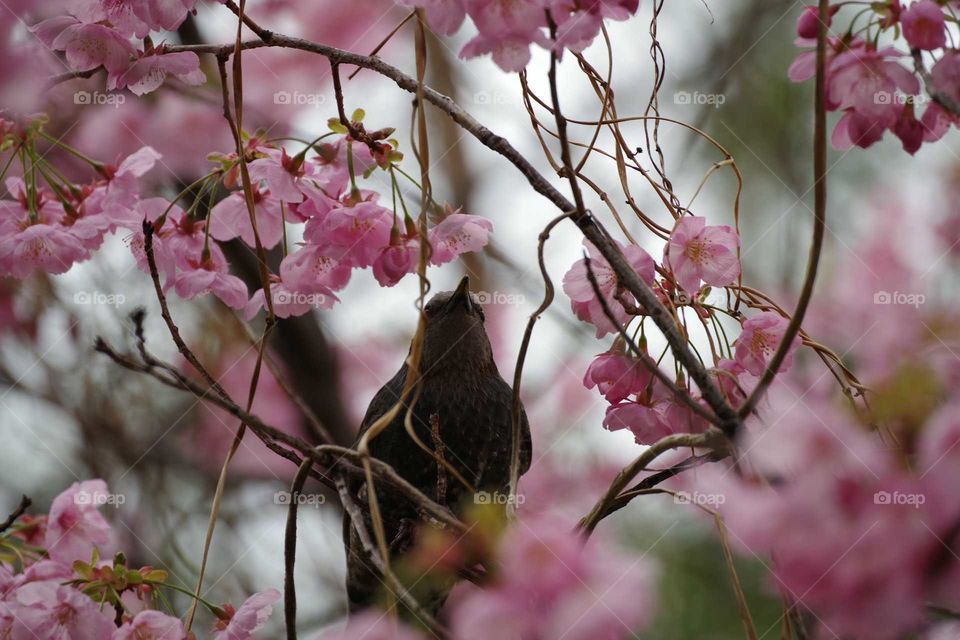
(248, 148, 316, 204)
(311, 200, 394, 268)
(401, 0, 467, 36)
(734, 311, 801, 376)
(795, 4, 839, 39)
(449, 515, 657, 640)
(9, 581, 116, 639)
(901, 0, 946, 51)
(44, 479, 116, 564)
(99, 146, 163, 227)
(372, 227, 420, 287)
(35, 17, 136, 75)
(602, 378, 705, 443)
(931, 50, 960, 108)
(111, 49, 206, 96)
(209, 188, 286, 250)
(427, 212, 493, 266)
(550, 0, 640, 53)
(582, 348, 652, 403)
(172, 250, 249, 309)
(278, 243, 352, 294)
(665, 215, 740, 295)
(459, 0, 549, 72)
(829, 46, 919, 130)
(212, 588, 280, 640)
(562, 239, 656, 338)
(113, 610, 187, 640)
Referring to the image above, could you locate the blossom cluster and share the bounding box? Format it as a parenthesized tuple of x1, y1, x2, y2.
(561, 215, 801, 445)
(0, 479, 279, 639)
(403, 0, 641, 72)
(32, 0, 205, 96)
(690, 390, 960, 640)
(0, 116, 493, 316)
(789, 1, 960, 154)
(323, 511, 658, 640)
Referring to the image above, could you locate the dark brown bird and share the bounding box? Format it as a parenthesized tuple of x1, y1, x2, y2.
(343, 276, 532, 614)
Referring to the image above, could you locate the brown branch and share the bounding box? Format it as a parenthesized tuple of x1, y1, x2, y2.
(93, 334, 467, 534)
(578, 429, 726, 535)
(0, 495, 31, 534)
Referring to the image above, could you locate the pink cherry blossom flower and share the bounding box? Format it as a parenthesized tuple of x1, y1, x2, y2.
(278, 243, 352, 294)
(0, 222, 88, 278)
(373, 229, 420, 287)
(550, 0, 640, 52)
(893, 103, 925, 154)
(604, 398, 673, 443)
(138, 0, 200, 33)
(10, 582, 115, 639)
(99, 146, 163, 227)
(111, 49, 206, 96)
(582, 350, 651, 403)
(459, 0, 550, 71)
(901, 0, 946, 51)
(796, 4, 839, 39)
(734, 311, 802, 377)
(36, 17, 136, 74)
(248, 148, 316, 204)
(246, 242, 351, 318)
(209, 188, 286, 250)
(212, 588, 280, 640)
(122, 198, 204, 281)
(562, 238, 656, 338)
(704, 391, 942, 640)
(449, 514, 657, 640)
(400, 0, 467, 36)
(831, 108, 888, 149)
(113, 610, 187, 640)
(931, 50, 960, 109)
(315, 201, 394, 268)
(601, 377, 706, 444)
(428, 212, 493, 265)
(921, 102, 958, 142)
(828, 46, 919, 129)
(318, 611, 425, 640)
(173, 249, 249, 309)
(245, 276, 339, 319)
(665, 215, 740, 294)
(44, 479, 115, 565)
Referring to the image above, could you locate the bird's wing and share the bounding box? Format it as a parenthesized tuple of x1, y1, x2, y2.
(353, 363, 408, 447)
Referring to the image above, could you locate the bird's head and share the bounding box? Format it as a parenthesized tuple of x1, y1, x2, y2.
(419, 276, 494, 374)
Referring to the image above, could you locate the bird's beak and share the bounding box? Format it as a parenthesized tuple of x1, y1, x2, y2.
(451, 275, 473, 313)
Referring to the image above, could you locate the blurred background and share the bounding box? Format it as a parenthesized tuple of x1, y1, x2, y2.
(2, 0, 959, 637)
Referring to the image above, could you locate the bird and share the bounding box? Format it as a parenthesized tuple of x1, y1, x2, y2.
(343, 275, 532, 615)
